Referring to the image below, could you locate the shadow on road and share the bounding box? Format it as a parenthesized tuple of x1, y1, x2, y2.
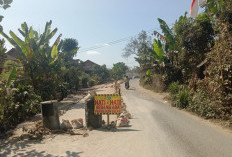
(0, 138, 83, 157)
(126, 87, 136, 90)
(97, 127, 140, 133)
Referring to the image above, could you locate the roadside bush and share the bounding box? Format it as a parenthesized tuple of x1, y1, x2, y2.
(35, 79, 57, 101)
(140, 73, 167, 92)
(188, 89, 217, 119)
(205, 40, 232, 107)
(152, 74, 167, 92)
(62, 67, 80, 91)
(229, 117, 232, 127)
(81, 77, 89, 88)
(188, 79, 232, 120)
(12, 84, 41, 115)
(139, 77, 147, 88)
(165, 65, 183, 85)
(88, 79, 95, 87)
(0, 84, 41, 133)
(56, 81, 69, 101)
(176, 85, 191, 109)
(168, 81, 180, 99)
(145, 70, 152, 85)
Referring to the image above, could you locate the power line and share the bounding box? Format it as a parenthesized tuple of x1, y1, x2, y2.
(78, 28, 161, 53)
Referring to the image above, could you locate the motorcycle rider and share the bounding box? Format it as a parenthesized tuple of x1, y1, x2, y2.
(124, 75, 130, 89)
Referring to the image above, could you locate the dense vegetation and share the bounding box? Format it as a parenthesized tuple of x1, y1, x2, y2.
(0, 1, 129, 133)
(0, 20, 128, 132)
(124, 0, 232, 125)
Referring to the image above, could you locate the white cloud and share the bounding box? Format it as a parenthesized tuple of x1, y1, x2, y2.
(95, 43, 110, 47)
(103, 43, 110, 46)
(86, 51, 101, 55)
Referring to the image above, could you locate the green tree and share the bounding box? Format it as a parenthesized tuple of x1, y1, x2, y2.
(59, 38, 79, 68)
(110, 62, 129, 80)
(61, 38, 79, 52)
(92, 64, 110, 83)
(173, 12, 214, 80)
(57, 38, 81, 92)
(206, 0, 228, 14)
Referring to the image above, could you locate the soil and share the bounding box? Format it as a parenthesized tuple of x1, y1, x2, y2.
(0, 82, 121, 157)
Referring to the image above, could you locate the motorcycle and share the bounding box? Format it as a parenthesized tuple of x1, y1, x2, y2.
(125, 82, 129, 89)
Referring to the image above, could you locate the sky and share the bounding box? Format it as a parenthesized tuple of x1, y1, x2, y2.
(1, 0, 193, 68)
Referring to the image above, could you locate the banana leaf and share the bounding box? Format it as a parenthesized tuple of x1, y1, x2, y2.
(6, 66, 17, 87)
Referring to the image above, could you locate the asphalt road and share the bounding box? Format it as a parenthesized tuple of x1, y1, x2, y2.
(121, 79, 232, 157)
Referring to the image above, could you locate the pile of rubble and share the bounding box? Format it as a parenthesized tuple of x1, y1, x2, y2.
(21, 118, 88, 140)
(60, 118, 83, 130)
(60, 118, 89, 137)
(116, 102, 132, 127)
(21, 120, 50, 140)
(102, 103, 132, 128)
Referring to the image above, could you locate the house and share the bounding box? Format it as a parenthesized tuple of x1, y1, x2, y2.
(1, 49, 18, 72)
(5, 48, 21, 65)
(5, 54, 18, 62)
(6, 48, 23, 60)
(72, 59, 99, 74)
(83, 60, 99, 74)
(0, 49, 22, 73)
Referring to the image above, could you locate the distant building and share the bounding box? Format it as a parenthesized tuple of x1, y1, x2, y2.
(5, 48, 21, 64)
(6, 48, 23, 60)
(83, 60, 99, 74)
(5, 54, 18, 62)
(72, 59, 99, 74)
(0, 49, 21, 73)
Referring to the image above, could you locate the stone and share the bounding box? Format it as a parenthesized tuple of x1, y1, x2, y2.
(71, 118, 84, 129)
(116, 116, 130, 127)
(60, 119, 73, 130)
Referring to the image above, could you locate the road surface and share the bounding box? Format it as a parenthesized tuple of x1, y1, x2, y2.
(1, 79, 232, 157)
(119, 79, 232, 157)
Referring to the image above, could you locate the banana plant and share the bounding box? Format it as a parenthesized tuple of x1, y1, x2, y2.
(153, 39, 166, 64)
(0, 20, 61, 65)
(145, 69, 152, 85)
(0, 21, 62, 90)
(157, 18, 176, 51)
(6, 66, 17, 87)
(0, 39, 7, 74)
(155, 18, 179, 66)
